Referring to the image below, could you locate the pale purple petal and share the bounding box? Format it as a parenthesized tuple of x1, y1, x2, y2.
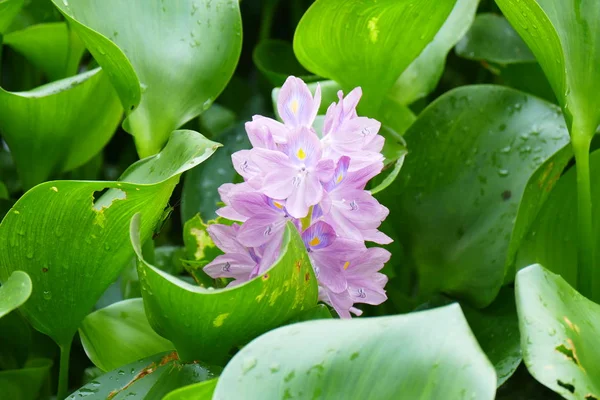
(247, 115, 288, 144)
(231, 150, 262, 184)
(203, 253, 255, 280)
(315, 158, 335, 182)
(284, 175, 309, 218)
(245, 119, 277, 150)
(229, 191, 272, 218)
(261, 168, 296, 201)
(303, 174, 324, 209)
(237, 213, 285, 247)
(277, 76, 320, 128)
(207, 224, 245, 254)
(283, 127, 323, 166)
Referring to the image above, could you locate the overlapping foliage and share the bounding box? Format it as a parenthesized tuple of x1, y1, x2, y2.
(1, 0, 599, 399)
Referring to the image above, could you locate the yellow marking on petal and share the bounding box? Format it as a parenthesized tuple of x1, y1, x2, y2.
(274, 201, 284, 209)
(336, 174, 343, 183)
(297, 148, 306, 160)
(213, 313, 230, 327)
(309, 237, 321, 246)
(343, 261, 350, 270)
(368, 17, 379, 43)
(290, 99, 299, 114)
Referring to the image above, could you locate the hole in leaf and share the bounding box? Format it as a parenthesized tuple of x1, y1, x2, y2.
(556, 342, 579, 366)
(557, 380, 575, 393)
(92, 188, 127, 211)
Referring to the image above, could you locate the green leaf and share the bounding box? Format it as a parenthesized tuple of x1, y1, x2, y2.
(3, 22, 86, 81)
(515, 150, 600, 289)
(286, 304, 333, 324)
(382, 85, 570, 307)
(0, 312, 31, 369)
(79, 298, 174, 372)
(211, 304, 496, 399)
(0, 0, 24, 33)
(68, 351, 218, 400)
(455, 13, 536, 64)
(462, 287, 521, 387)
(0, 130, 220, 347)
(163, 379, 217, 400)
(0, 271, 32, 319)
(0, 358, 53, 400)
(293, 0, 457, 114)
(132, 217, 318, 364)
(0, 68, 122, 189)
(391, 0, 479, 105)
(495, 0, 600, 137)
(181, 124, 250, 222)
(52, 0, 243, 157)
(516, 264, 600, 399)
(253, 39, 318, 87)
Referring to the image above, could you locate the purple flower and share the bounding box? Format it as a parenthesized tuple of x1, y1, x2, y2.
(203, 75, 394, 318)
(251, 127, 334, 218)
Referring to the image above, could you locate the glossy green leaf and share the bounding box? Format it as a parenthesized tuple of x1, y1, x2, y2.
(383, 85, 570, 307)
(293, 0, 457, 114)
(286, 304, 333, 324)
(181, 124, 250, 222)
(0, 130, 220, 347)
(455, 13, 535, 64)
(0, 68, 122, 189)
(80, 298, 174, 372)
(495, 0, 600, 137)
(68, 351, 218, 400)
(0, 0, 24, 33)
(3, 22, 86, 81)
(163, 379, 217, 400)
(0, 358, 53, 400)
(133, 217, 318, 363)
(52, 0, 243, 157)
(253, 40, 317, 86)
(462, 287, 521, 386)
(391, 0, 478, 105)
(0, 271, 31, 319)
(515, 150, 600, 288)
(516, 264, 600, 398)
(212, 304, 496, 399)
(0, 312, 31, 369)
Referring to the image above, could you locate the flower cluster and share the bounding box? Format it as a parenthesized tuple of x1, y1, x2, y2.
(204, 76, 392, 318)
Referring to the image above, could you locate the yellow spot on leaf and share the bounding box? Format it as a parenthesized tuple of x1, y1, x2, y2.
(50, 186, 58, 192)
(368, 17, 379, 43)
(343, 261, 350, 270)
(563, 316, 580, 334)
(309, 237, 320, 246)
(297, 148, 306, 160)
(190, 228, 211, 260)
(213, 313, 230, 327)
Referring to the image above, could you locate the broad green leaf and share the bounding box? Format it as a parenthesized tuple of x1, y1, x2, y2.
(516, 264, 600, 399)
(496, 365, 564, 400)
(495, 0, 600, 137)
(52, 0, 243, 157)
(286, 304, 332, 323)
(0, 358, 53, 400)
(0, 181, 8, 200)
(133, 217, 318, 363)
(6, 0, 62, 32)
(293, 0, 457, 114)
(0, 130, 220, 347)
(383, 85, 570, 307)
(163, 379, 217, 400)
(68, 351, 218, 400)
(515, 150, 600, 288)
(455, 13, 535, 64)
(181, 214, 222, 287)
(3, 22, 86, 81)
(391, 0, 479, 105)
(253, 40, 318, 87)
(80, 298, 174, 372)
(181, 123, 250, 222)
(462, 287, 521, 387)
(0, 0, 23, 33)
(0, 68, 122, 189)
(0, 271, 31, 319)
(211, 304, 496, 399)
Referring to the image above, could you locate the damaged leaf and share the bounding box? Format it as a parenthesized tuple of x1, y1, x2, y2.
(0, 130, 220, 348)
(516, 264, 600, 399)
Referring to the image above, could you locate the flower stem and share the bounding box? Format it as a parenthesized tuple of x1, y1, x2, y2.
(572, 127, 595, 300)
(57, 341, 72, 400)
(300, 206, 313, 231)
